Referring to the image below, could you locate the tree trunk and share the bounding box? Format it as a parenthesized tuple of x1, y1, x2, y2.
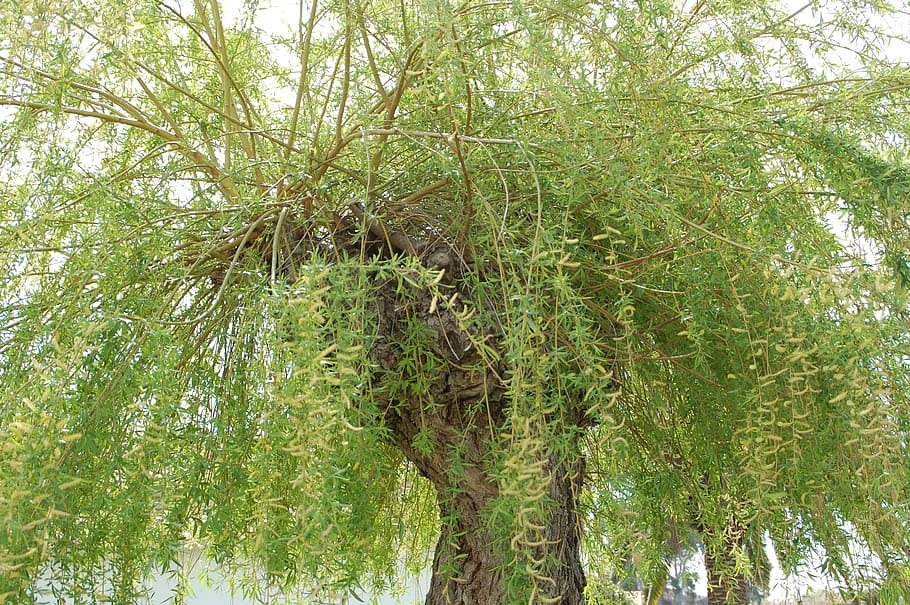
(368, 249, 588, 604)
(703, 540, 749, 605)
(646, 569, 669, 605)
(404, 426, 587, 605)
(380, 331, 588, 605)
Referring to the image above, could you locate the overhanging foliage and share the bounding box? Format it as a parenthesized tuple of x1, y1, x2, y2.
(1, 0, 909, 603)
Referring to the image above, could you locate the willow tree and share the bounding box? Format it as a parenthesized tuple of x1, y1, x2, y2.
(1, 1, 909, 604)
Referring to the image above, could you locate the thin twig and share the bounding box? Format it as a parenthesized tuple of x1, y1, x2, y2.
(286, 0, 321, 159)
(0, 98, 238, 201)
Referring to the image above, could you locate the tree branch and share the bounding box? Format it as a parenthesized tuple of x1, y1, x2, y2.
(0, 98, 238, 201)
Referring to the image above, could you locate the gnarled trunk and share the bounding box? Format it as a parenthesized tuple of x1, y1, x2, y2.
(381, 328, 588, 604)
(369, 248, 589, 604)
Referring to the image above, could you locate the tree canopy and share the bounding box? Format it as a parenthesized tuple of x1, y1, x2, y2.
(1, 0, 909, 603)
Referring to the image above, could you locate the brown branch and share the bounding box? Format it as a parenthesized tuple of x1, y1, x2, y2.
(311, 25, 352, 184)
(134, 75, 187, 146)
(307, 36, 345, 173)
(354, 2, 390, 106)
(348, 202, 425, 256)
(44, 13, 271, 193)
(602, 244, 680, 273)
(367, 41, 424, 183)
(1, 98, 238, 201)
(286, 0, 321, 159)
(393, 177, 449, 207)
(163, 0, 263, 182)
(1, 56, 152, 124)
(113, 47, 299, 158)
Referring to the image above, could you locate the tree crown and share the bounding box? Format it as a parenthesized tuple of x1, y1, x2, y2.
(1, 0, 909, 602)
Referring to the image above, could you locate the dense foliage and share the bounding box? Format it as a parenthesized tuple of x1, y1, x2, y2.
(1, 0, 909, 603)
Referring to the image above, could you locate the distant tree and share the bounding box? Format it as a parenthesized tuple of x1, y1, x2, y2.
(1, 1, 909, 604)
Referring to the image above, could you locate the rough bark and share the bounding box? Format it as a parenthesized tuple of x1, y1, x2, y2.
(368, 246, 588, 604)
(703, 538, 749, 605)
(421, 452, 586, 605)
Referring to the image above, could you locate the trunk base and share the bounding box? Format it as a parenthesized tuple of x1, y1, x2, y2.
(421, 453, 586, 605)
(704, 540, 749, 605)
